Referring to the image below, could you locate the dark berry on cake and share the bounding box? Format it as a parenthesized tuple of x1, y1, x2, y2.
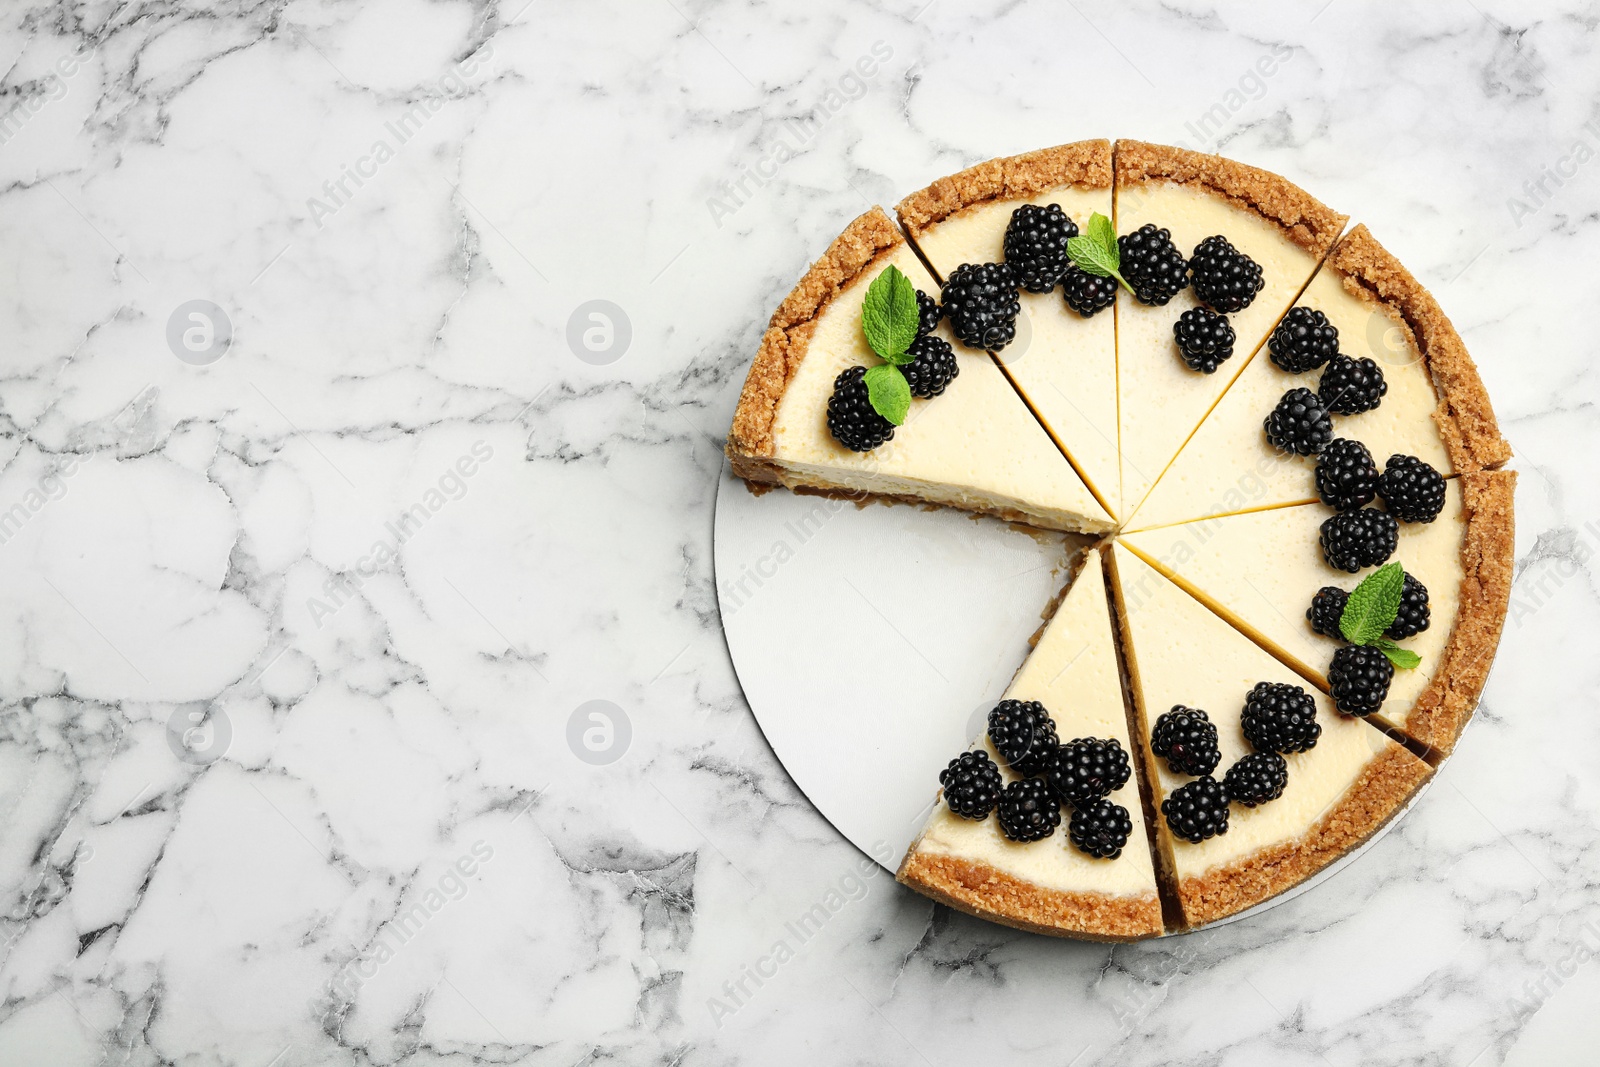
(1315, 438, 1380, 512)
(1319, 355, 1388, 415)
(1003, 203, 1078, 293)
(1173, 307, 1236, 373)
(1223, 752, 1288, 808)
(1268, 306, 1339, 373)
(987, 699, 1060, 777)
(1264, 387, 1335, 455)
(1046, 737, 1132, 806)
(1241, 681, 1322, 754)
(997, 777, 1061, 842)
(1319, 507, 1399, 573)
(915, 289, 942, 337)
(939, 750, 1004, 820)
(1188, 235, 1264, 313)
(1377, 454, 1447, 523)
(1150, 705, 1221, 777)
(1387, 573, 1431, 640)
(899, 334, 959, 398)
(1069, 798, 1134, 859)
(1062, 266, 1118, 317)
(1307, 586, 1349, 640)
(1328, 644, 1393, 717)
(1162, 777, 1230, 844)
(941, 262, 1022, 350)
(826, 366, 894, 452)
(1118, 224, 1189, 306)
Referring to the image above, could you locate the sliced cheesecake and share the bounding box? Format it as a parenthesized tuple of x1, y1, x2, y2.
(1125, 224, 1512, 532)
(896, 141, 1122, 517)
(899, 548, 1164, 940)
(1108, 544, 1432, 928)
(1120, 473, 1515, 754)
(727, 207, 1113, 533)
(1114, 141, 1347, 518)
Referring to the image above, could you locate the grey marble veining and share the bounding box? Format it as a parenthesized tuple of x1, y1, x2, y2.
(0, 0, 1596, 1064)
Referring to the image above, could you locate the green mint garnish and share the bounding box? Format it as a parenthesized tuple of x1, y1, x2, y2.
(1338, 561, 1420, 669)
(863, 363, 910, 426)
(858, 264, 923, 424)
(1066, 211, 1135, 296)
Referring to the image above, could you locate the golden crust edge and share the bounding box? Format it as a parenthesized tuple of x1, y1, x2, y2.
(893, 140, 1114, 238)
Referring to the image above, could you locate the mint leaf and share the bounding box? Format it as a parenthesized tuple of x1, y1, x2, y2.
(862, 264, 920, 361)
(864, 364, 910, 426)
(1086, 211, 1116, 250)
(1067, 212, 1134, 295)
(1339, 561, 1405, 646)
(1375, 638, 1421, 670)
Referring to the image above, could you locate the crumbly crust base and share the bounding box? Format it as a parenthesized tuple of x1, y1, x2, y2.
(1326, 224, 1513, 473)
(1113, 139, 1347, 257)
(894, 140, 1113, 238)
(898, 849, 1164, 941)
(1176, 744, 1433, 927)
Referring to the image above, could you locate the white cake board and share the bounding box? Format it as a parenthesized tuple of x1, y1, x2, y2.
(712, 460, 1425, 934)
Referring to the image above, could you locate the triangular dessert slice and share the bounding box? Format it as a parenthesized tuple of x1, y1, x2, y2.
(1120, 473, 1515, 755)
(896, 141, 1121, 517)
(1107, 544, 1431, 928)
(898, 548, 1163, 941)
(1126, 224, 1511, 532)
(1114, 140, 1346, 517)
(727, 207, 1113, 533)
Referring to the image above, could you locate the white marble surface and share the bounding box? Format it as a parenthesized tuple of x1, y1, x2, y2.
(0, 0, 1596, 1064)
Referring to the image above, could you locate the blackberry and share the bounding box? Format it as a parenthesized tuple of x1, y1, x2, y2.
(1263, 387, 1334, 455)
(1062, 266, 1117, 317)
(1328, 644, 1393, 717)
(826, 366, 894, 452)
(939, 750, 1004, 820)
(1241, 681, 1322, 754)
(1223, 752, 1288, 808)
(1268, 306, 1339, 373)
(1188, 235, 1264, 313)
(1315, 438, 1380, 512)
(942, 262, 1021, 350)
(1003, 203, 1077, 293)
(915, 289, 942, 337)
(1307, 586, 1349, 640)
(1068, 798, 1133, 859)
(1045, 737, 1132, 807)
(987, 699, 1059, 777)
(1118, 224, 1189, 306)
(1319, 355, 1388, 416)
(1387, 573, 1431, 640)
(1319, 507, 1399, 573)
(1150, 705, 1221, 777)
(1162, 776, 1230, 844)
(1378, 454, 1447, 524)
(1173, 307, 1236, 374)
(899, 334, 959, 399)
(997, 777, 1061, 843)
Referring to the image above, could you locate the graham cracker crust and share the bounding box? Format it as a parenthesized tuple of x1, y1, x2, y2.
(1176, 744, 1434, 927)
(898, 849, 1164, 941)
(1326, 224, 1513, 474)
(894, 139, 1113, 239)
(1113, 139, 1347, 257)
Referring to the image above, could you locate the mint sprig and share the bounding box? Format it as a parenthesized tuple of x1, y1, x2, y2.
(858, 264, 922, 424)
(1066, 212, 1135, 296)
(1338, 561, 1421, 670)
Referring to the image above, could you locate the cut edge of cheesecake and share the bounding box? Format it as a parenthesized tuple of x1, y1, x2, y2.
(894, 139, 1114, 242)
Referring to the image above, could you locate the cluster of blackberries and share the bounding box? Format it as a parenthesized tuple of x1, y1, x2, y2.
(1260, 304, 1392, 456)
(1310, 449, 1445, 569)
(936, 699, 1135, 859)
(827, 287, 959, 452)
(1152, 690, 1303, 844)
(1306, 572, 1430, 715)
(998, 203, 1118, 321)
(1166, 234, 1265, 374)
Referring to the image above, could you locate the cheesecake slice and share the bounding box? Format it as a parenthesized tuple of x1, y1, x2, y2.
(1125, 225, 1511, 532)
(1114, 141, 1347, 518)
(1120, 473, 1515, 754)
(1107, 544, 1432, 928)
(898, 548, 1164, 940)
(727, 207, 1113, 533)
(896, 141, 1121, 517)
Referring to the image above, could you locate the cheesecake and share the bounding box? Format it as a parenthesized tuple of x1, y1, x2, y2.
(1107, 544, 1433, 927)
(896, 141, 1121, 517)
(899, 549, 1163, 940)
